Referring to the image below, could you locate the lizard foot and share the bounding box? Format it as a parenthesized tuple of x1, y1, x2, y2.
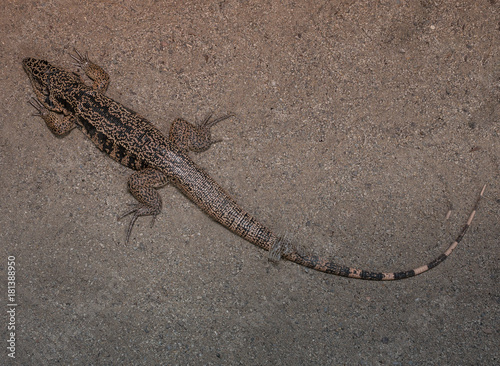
(118, 204, 158, 244)
(197, 113, 234, 148)
(28, 98, 76, 135)
(70, 48, 110, 92)
(168, 113, 234, 153)
(69, 48, 91, 69)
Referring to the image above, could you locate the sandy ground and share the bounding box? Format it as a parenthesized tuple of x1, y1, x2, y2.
(1, 1, 499, 365)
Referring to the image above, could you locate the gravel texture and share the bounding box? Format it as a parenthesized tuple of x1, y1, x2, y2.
(1, 1, 498, 365)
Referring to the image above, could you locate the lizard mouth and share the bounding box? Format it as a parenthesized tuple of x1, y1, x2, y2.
(22, 58, 43, 78)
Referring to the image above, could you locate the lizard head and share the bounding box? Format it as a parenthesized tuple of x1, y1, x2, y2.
(23, 57, 82, 110)
(23, 58, 58, 95)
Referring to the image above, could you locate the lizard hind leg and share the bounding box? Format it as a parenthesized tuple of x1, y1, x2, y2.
(168, 114, 233, 153)
(119, 168, 169, 244)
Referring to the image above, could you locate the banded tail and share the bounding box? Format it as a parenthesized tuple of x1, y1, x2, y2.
(275, 184, 486, 280)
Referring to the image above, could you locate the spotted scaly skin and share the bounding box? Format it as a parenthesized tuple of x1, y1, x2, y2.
(23, 51, 485, 280)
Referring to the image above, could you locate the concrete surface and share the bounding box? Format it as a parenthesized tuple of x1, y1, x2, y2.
(1, 1, 498, 365)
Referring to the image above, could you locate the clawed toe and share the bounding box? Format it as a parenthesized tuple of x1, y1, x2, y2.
(28, 98, 46, 117)
(69, 48, 90, 69)
(118, 204, 141, 244)
(117, 203, 141, 220)
(200, 113, 234, 129)
(118, 204, 158, 244)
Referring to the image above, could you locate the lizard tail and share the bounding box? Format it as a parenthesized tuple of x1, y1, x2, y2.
(273, 184, 486, 280)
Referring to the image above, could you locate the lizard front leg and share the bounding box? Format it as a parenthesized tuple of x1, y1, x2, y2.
(168, 114, 233, 153)
(70, 49, 110, 93)
(29, 98, 76, 136)
(119, 168, 169, 243)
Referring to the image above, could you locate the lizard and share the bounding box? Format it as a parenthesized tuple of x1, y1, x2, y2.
(22, 50, 486, 280)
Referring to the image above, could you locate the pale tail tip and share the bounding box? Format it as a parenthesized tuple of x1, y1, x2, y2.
(480, 184, 486, 196)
